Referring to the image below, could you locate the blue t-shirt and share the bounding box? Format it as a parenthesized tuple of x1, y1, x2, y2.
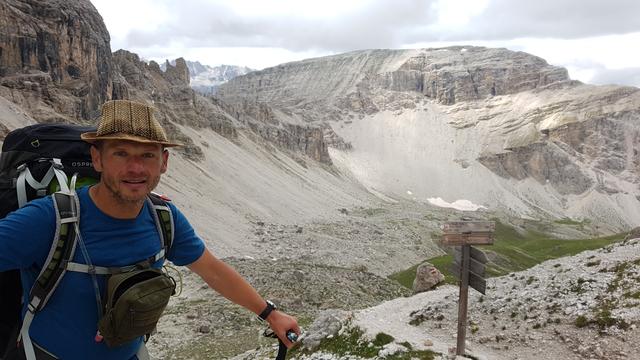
(0, 186, 205, 359)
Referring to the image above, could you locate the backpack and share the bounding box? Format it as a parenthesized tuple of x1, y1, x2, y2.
(0, 124, 175, 359)
(0, 123, 98, 355)
(0, 123, 100, 217)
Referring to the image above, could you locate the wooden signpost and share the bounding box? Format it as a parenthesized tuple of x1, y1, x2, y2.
(442, 220, 495, 357)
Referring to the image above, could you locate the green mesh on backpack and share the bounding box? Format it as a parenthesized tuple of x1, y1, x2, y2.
(48, 176, 98, 193)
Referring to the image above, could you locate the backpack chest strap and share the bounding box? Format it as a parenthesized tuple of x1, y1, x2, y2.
(65, 248, 166, 275)
(65, 195, 173, 275)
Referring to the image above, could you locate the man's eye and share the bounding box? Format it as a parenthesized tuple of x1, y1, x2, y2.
(114, 151, 127, 156)
(142, 153, 155, 158)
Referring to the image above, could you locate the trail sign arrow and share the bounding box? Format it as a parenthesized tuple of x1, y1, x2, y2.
(452, 257, 486, 278)
(442, 221, 495, 245)
(454, 246, 489, 264)
(451, 262, 487, 294)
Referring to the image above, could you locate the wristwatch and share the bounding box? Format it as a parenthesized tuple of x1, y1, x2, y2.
(258, 300, 277, 321)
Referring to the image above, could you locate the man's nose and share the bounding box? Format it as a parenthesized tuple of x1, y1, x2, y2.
(126, 156, 145, 172)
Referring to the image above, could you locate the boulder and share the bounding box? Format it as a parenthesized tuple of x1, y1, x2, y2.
(412, 262, 444, 294)
(301, 309, 351, 351)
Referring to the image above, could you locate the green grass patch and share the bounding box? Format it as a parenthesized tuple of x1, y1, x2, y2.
(554, 217, 590, 226)
(575, 315, 588, 328)
(373, 332, 395, 347)
(385, 350, 438, 360)
(351, 207, 389, 217)
(624, 290, 640, 299)
(390, 220, 625, 289)
(388, 254, 458, 287)
(293, 326, 437, 359)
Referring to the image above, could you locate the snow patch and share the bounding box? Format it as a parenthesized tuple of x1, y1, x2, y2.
(427, 197, 487, 211)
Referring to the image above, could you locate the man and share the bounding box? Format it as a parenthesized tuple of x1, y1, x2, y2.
(0, 100, 299, 359)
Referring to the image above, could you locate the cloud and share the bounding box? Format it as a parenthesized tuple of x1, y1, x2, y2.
(415, 0, 640, 42)
(122, 0, 437, 52)
(588, 66, 640, 87)
(121, 0, 640, 52)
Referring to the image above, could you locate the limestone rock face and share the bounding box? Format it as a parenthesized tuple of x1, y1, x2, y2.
(163, 58, 190, 86)
(217, 47, 567, 115)
(219, 100, 332, 163)
(377, 47, 568, 105)
(474, 85, 640, 197)
(0, 0, 112, 120)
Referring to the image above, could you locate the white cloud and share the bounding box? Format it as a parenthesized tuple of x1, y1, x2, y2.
(431, 0, 490, 28)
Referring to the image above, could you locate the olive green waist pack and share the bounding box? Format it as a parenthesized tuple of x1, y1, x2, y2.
(98, 268, 176, 347)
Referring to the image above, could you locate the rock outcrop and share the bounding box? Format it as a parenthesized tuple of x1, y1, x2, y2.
(378, 46, 568, 105)
(469, 84, 640, 199)
(162, 58, 190, 86)
(217, 47, 568, 116)
(0, 0, 112, 121)
(218, 100, 332, 163)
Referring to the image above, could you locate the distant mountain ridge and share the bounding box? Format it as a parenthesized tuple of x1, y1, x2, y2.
(160, 59, 253, 94)
(216, 47, 640, 231)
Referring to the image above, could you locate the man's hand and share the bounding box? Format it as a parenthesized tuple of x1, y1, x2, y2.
(266, 310, 300, 348)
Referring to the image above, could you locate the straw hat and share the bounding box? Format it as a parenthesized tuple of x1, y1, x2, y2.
(81, 100, 182, 147)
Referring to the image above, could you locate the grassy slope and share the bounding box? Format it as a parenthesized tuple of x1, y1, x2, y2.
(389, 220, 627, 288)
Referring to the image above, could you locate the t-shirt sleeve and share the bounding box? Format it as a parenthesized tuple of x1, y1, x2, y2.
(0, 196, 56, 271)
(166, 203, 206, 266)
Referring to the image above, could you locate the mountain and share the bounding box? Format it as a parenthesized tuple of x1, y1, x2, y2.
(216, 48, 640, 232)
(2, 1, 640, 359)
(160, 59, 253, 94)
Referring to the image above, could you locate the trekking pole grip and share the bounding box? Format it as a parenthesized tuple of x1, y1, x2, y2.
(274, 330, 298, 360)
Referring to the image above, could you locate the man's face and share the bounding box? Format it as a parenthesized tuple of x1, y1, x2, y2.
(91, 140, 168, 204)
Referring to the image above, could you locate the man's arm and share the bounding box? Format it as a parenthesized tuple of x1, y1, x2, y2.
(0, 198, 56, 271)
(187, 249, 300, 346)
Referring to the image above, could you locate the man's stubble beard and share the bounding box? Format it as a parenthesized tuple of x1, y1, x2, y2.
(101, 172, 161, 205)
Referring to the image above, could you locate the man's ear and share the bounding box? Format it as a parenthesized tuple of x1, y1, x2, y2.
(160, 149, 169, 174)
(90, 145, 103, 172)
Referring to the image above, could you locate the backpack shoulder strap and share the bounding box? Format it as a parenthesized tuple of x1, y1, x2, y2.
(147, 193, 174, 252)
(21, 191, 79, 360)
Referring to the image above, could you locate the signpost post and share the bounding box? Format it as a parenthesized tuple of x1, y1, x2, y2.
(442, 220, 495, 357)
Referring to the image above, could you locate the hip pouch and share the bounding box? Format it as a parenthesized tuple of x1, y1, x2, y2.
(98, 268, 176, 347)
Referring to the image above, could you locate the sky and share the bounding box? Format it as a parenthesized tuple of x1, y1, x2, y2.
(90, 0, 640, 87)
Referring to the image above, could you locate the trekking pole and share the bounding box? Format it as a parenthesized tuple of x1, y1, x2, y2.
(263, 328, 298, 360)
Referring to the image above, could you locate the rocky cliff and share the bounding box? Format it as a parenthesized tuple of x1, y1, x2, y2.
(0, 0, 112, 121)
(217, 47, 568, 119)
(160, 60, 253, 95)
(0, 0, 332, 165)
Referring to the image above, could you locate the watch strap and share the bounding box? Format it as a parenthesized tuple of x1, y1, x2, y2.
(259, 300, 276, 321)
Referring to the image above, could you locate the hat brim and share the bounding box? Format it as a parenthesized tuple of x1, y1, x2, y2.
(81, 132, 182, 147)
